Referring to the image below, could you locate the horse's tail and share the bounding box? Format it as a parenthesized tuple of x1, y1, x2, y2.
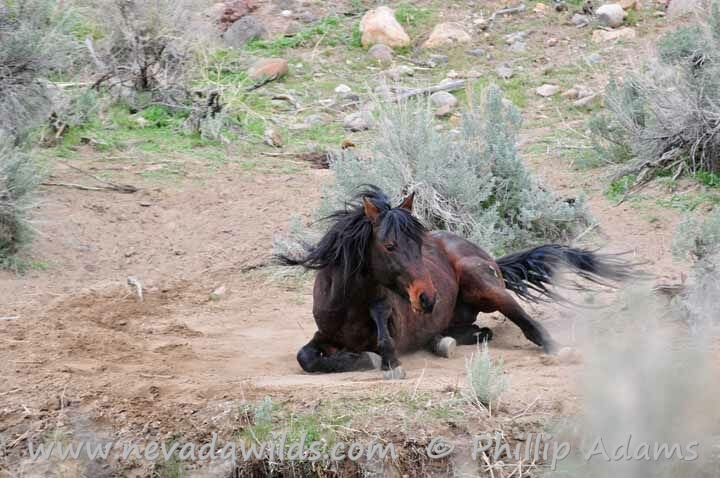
(496, 245, 638, 303)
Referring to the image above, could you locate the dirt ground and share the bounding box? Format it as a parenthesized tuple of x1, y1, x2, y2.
(0, 0, 697, 476)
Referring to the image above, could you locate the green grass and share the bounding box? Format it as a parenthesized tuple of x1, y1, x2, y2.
(245, 16, 350, 55)
(394, 2, 435, 27)
(657, 191, 720, 211)
(606, 175, 636, 202)
(696, 171, 720, 188)
(0, 256, 50, 274)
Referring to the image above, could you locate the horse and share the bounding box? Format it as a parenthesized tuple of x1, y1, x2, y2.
(279, 186, 632, 378)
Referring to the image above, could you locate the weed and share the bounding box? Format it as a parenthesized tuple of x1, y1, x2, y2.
(605, 175, 635, 202)
(464, 342, 509, 409)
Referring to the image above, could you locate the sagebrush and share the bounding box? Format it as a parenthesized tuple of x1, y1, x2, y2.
(0, 0, 81, 141)
(590, 1, 720, 181)
(464, 342, 509, 408)
(319, 86, 590, 256)
(0, 137, 41, 262)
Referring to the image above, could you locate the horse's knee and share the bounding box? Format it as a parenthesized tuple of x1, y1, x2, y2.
(296, 344, 321, 373)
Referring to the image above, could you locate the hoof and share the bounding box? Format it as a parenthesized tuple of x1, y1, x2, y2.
(362, 352, 383, 370)
(383, 367, 407, 380)
(543, 340, 560, 355)
(476, 327, 493, 343)
(433, 337, 457, 358)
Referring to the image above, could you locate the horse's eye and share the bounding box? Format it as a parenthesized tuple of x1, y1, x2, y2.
(385, 242, 397, 251)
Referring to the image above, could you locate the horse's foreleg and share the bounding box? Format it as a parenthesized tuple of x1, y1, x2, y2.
(297, 332, 381, 373)
(369, 299, 404, 377)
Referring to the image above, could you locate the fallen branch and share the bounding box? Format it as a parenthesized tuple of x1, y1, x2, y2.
(489, 3, 526, 22)
(41, 181, 137, 193)
(0, 316, 20, 321)
(59, 161, 138, 193)
(393, 79, 467, 102)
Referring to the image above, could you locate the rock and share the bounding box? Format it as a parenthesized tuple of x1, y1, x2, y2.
(222, 15, 266, 47)
(280, 9, 293, 17)
(592, 26, 636, 42)
(429, 91, 458, 108)
(422, 22, 472, 49)
(571, 13, 590, 26)
(534, 2, 550, 14)
(536, 84, 560, 97)
(383, 65, 414, 81)
(360, 6, 410, 48)
(215, 0, 258, 31)
(467, 47, 485, 57)
(573, 94, 600, 109)
(210, 285, 227, 301)
(343, 111, 374, 131)
(546, 37, 559, 47)
(505, 31, 527, 44)
(586, 52, 603, 65)
(473, 17, 489, 30)
(561, 88, 579, 99)
(304, 114, 327, 126)
(495, 65, 514, 79)
(576, 86, 594, 99)
(247, 58, 289, 82)
(368, 43, 394, 64)
(428, 53, 449, 67)
(334, 84, 352, 95)
(596, 4, 627, 27)
(509, 41, 527, 52)
(619, 0, 641, 9)
(264, 127, 283, 147)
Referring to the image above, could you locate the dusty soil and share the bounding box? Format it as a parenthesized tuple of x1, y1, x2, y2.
(0, 0, 697, 476)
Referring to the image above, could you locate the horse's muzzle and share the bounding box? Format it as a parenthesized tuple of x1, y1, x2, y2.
(419, 292, 436, 313)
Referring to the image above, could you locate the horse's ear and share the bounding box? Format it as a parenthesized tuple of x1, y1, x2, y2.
(398, 192, 415, 212)
(362, 197, 381, 224)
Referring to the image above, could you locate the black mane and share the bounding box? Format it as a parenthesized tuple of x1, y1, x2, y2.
(277, 186, 426, 289)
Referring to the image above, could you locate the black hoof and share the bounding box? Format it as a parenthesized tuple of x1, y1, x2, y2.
(476, 327, 493, 343)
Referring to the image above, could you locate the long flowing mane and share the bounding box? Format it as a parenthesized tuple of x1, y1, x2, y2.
(278, 186, 426, 290)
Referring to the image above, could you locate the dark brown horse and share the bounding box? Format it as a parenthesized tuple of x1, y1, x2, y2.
(280, 187, 631, 377)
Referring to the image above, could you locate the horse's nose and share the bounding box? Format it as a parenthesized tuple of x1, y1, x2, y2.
(419, 292, 436, 313)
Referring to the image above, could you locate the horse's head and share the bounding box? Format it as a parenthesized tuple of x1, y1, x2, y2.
(363, 192, 438, 314)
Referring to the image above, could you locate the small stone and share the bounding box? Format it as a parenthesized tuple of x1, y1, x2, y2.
(473, 17, 489, 30)
(280, 9, 293, 17)
(534, 2, 550, 14)
(368, 43, 393, 64)
(573, 94, 600, 109)
(467, 47, 485, 57)
(264, 127, 283, 147)
(428, 53, 449, 67)
(505, 31, 527, 44)
(596, 3, 627, 27)
(509, 41, 527, 52)
(536, 84, 560, 97)
(423, 22, 472, 49)
(619, 0, 641, 9)
(586, 53, 603, 65)
(546, 37, 559, 47)
(592, 26, 636, 42)
(343, 111, 373, 131)
(210, 285, 227, 301)
(383, 65, 413, 81)
(247, 58, 289, 82)
(561, 88, 579, 99)
(429, 91, 459, 108)
(360, 6, 411, 48)
(495, 65, 514, 79)
(334, 84, 352, 95)
(571, 13, 590, 26)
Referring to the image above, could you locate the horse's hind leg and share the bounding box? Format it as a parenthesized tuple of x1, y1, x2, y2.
(458, 258, 559, 354)
(297, 332, 381, 373)
(446, 303, 494, 345)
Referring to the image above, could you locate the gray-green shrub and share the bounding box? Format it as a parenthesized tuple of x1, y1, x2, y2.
(323, 86, 590, 255)
(590, 1, 720, 179)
